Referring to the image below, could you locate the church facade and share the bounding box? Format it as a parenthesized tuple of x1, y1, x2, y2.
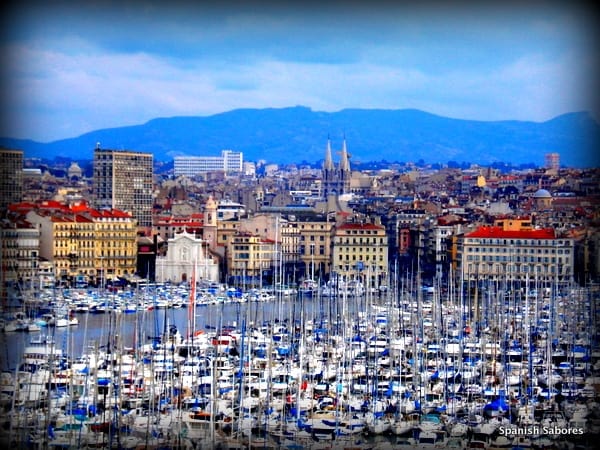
(155, 230, 219, 283)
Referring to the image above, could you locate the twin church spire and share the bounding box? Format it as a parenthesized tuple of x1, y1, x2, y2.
(322, 136, 351, 197)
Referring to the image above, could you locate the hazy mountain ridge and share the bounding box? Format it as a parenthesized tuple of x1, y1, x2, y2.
(2, 106, 598, 167)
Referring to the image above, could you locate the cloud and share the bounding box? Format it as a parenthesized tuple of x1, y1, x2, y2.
(1, 1, 598, 141)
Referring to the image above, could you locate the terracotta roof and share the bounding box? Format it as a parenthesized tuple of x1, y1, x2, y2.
(103, 209, 132, 218)
(11, 200, 132, 221)
(51, 214, 93, 223)
(466, 226, 556, 239)
(337, 222, 384, 231)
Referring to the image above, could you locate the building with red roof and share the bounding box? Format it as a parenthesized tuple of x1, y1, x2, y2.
(23, 201, 137, 285)
(458, 219, 574, 286)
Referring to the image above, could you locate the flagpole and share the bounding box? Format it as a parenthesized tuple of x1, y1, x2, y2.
(188, 255, 196, 340)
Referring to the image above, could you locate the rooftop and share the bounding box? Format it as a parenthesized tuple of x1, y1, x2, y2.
(466, 226, 556, 239)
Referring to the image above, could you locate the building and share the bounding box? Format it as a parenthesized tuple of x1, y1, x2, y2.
(154, 213, 204, 242)
(545, 152, 560, 171)
(26, 209, 95, 285)
(458, 217, 574, 285)
(25, 201, 138, 285)
(203, 195, 219, 253)
(331, 220, 388, 288)
(136, 234, 162, 282)
(532, 188, 553, 211)
(289, 214, 335, 281)
(237, 211, 335, 283)
(394, 207, 428, 258)
(91, 208, 139, 284)
(216, 199, 246, 220)
(174, 150, 243, 177)
(0, 219, 40, 286)
(227, 232, 276, 287)
(322, 138, 351, 198)
(67, 162, 83, 180)
(0, 149, 23, 211)
(155, 231, 218, 283)
(424, 215, 467, 280)
(93, 148, 153, 227)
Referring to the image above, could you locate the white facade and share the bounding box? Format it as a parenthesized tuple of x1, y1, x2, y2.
(460, 230, 574, 284)
(155, 231, 219, 283)
(174, 150, 243, 177)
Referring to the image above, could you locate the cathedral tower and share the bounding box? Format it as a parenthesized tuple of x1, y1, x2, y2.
(322, 137, 351, 197)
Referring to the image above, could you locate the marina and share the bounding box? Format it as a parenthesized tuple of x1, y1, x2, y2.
(1, 277, 599, 449)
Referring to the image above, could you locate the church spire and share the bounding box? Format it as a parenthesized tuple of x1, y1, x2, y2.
(339, 137, 350, 172)
(323, 135, 335, 171)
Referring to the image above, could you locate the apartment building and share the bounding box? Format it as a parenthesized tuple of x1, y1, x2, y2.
(332, 221, 389, 287)
(25, 202, 137, 284)
(293, 214, 335, 281)
(0, 148, 23, 211)
(0, 219, 40, 285)
(93, 148, 153, 228)
(26, 209, 95, 284)
(229, 210, 335, 282)
(91, 208, 138, 282)
(458, 217, 574, 285)
(227, 232, 276, 286)
(174, 150, 243, 177)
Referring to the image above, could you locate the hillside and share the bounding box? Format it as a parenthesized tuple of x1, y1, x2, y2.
(1, 106, 598, 167)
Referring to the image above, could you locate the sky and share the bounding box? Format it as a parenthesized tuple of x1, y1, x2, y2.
(1, 0, 598, 143)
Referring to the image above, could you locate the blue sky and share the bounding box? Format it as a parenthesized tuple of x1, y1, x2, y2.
(1, 1, 598, 142)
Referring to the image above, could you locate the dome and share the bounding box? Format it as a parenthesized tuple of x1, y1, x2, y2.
(67, 162, 82, 178)
(533, 189, 552, 198)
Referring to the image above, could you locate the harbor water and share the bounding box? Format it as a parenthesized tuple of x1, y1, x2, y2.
(1, 282, 599, 449)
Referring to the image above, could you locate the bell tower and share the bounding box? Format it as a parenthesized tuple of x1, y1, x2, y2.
(203, 195, 218, 251)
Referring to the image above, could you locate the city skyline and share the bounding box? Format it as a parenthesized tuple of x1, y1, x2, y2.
(1, 1, 598, 143)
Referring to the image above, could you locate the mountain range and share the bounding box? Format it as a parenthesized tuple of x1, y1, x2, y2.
(1, 106, 599, 167)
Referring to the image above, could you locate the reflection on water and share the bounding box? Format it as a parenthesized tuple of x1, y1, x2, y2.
(1, 294, 366, 371)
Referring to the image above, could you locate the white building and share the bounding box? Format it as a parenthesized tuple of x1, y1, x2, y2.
(174, 150, 243, 177)
(217, 199, 246, 220)
(155, 231, 219, 283)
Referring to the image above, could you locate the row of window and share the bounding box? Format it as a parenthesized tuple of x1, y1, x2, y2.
(298, 224, 328, 230)
(467, 246, 571, 254)
(300, 235, 326, 241)
(2, 251, 38, 258)
(300, 245, 325, 255)
(53, 251, 135, 258)
(54, 241, 94, 249)
(233, 252, 274, 260)
(335, 237, 387, 245)
(466, 255, 570, 264)
(338, 254, 385, 262)
(467, 238, 570, 246)
(334, 264, 385, 272)
(336, 246, 385, 253)
(466, 264, 568, 274)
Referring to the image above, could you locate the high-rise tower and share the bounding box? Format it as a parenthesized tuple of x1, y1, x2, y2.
(93, 147, 153, 228)
(0, 148, 23, 211)
(545, 152, 560, 171)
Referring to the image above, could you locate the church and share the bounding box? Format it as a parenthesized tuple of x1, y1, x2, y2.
(155, 230, 219, 283)
(322, 137, 351, 198)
